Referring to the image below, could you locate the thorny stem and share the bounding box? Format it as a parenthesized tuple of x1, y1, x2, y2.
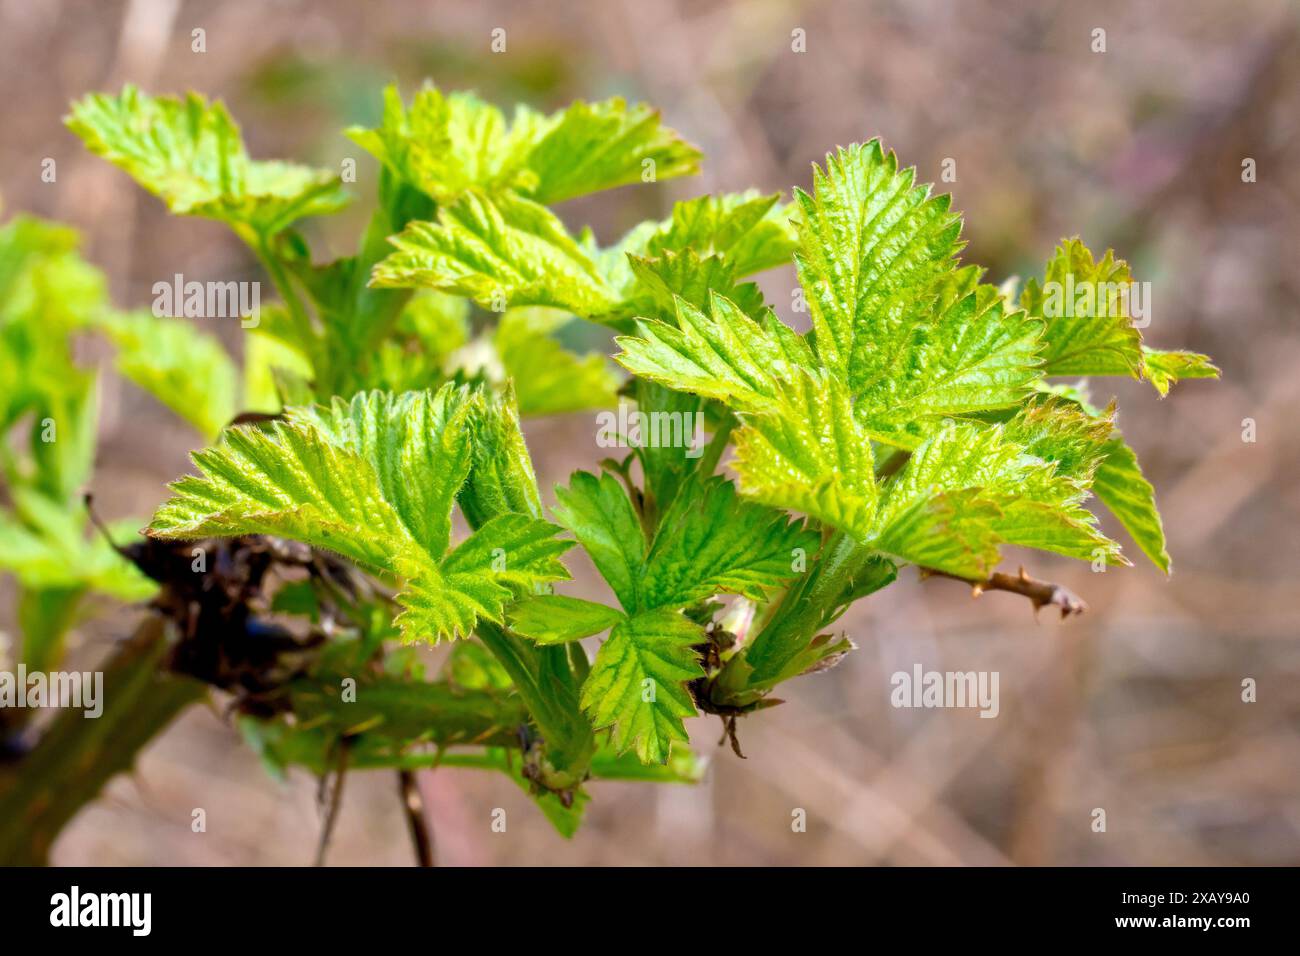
(0, 617, 204, 865)
(922, 566, 1088, 618)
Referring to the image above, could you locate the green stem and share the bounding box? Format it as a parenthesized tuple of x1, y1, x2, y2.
(695, 411, 736, 478)
(737, 530, 871, 689)
(475, 622, 594, 790)
(245, 229, 324, 375)
(0, 617, 203, 865)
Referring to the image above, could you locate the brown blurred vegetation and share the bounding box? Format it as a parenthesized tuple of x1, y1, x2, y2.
(1, 0, 1297, 865)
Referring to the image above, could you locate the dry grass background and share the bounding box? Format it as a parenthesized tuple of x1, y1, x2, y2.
(1, 0, 1298, 865)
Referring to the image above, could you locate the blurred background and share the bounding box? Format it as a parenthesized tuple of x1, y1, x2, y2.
(1, 0, 1297, 865)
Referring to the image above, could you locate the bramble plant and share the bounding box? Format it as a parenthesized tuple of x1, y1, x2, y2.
(0, 82, 1217, 860)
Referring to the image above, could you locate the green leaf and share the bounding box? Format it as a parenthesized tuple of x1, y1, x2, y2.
(614, 293, 793, 412)
(289, 388, 473, 556)
(1021, 241, 1219, 396)
(628, 378, 706, 518)
(554, 468, 811, 616)
(620, 249, 768, 324)
(872, 420, 1123, 576)
(1091, 436, 1171, 573)
(457, 385, 545, 528)
(348, 84, 701, 206)
(395, 512, 573, 643)
(0, 214, 109, 500)
(149, 418, 412, 570)
(610, 191, 797, 281)
(731, 367, 879, 539)
(1141, 347, 1219, 397)
(640, 475, 819, 609)
(67, 86, 348, 234)
(873, 487, 1005, 578)
(513, 96, 702, 204)
(347, 86, 524, 205)
(617, 293, 879, 538)
(552, 471, 646, 611)
(493, 308, 621, 416)
(147, 385, 572, 643)
(794, 140, 963, 379)
(1020, 238, 1142, 378)
(581, 609, 703, 764)
(26, 373, 99, 503)
(0, 215, 107, 335)
(0, 489, 153, 602)
(853, 275, 1044, 449)
(1001, 396, 1114, 484)
(372, 189, 621, 315)
(507, 594, 625, 644)
(98, 310, 238, 441)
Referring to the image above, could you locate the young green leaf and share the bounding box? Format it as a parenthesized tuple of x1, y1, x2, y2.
(348, 84, 701, 206)
(395, 512, 573, 642)
(372, 189, 622, 315)
(66, 86, 348, 235)
(853, 279, 1044, 449)
(580, 609, 704, 764)
(288, 388, 474, 557)
(1091, 436, 1171, 573)
(1020, 238, 1142, 379)
(507, 594, 625, 644)
(553, 471, 646, 612)
(872, 420, 1123, 576)
(614, 292, 793, 412)
(1141, 347, 1220, 397)
(731, 367, 879, 540)
(148, 386, 573, 642)
(457, 385, 545, 528)
(795, 140, 963, 379)
(614, 191, 798, 279)
(149, 418, 414, 571)
(0, 489, 153, 601)
(514, 96, 702, 204)
(493, 309, 621, 416)
(98, 310, 238, 441)
(640, 474, 819, 609)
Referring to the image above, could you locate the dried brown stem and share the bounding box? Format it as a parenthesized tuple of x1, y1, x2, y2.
(922, 566, 1087, 619)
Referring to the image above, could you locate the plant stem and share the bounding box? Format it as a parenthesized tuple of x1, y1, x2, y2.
(695, 412, 736, 478)
(0, 616, 203, 865)
(475, 622, 594, 791)
(245, 228, 323, 374)
(397, 769, 434, 867)
(923, 566, 1088, 618)
(739, 530, 871, 689)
